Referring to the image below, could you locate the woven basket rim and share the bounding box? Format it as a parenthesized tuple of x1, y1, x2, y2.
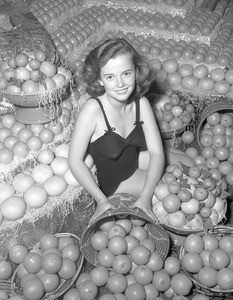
(80, 193, 170, 266)
(160, 200, 227, 236)
(161, 125, 187, 139)
(11, 232, 84, 300)
(179, 225, 233, 296)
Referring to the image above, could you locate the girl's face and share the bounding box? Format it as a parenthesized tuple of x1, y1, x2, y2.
(99, 53, 136, 103)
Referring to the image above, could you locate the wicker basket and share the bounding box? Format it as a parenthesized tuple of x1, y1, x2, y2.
(179, 225, 233, 298)
(196, 102, 233, 150)
(11, 233, 84, 300)
(80, 193, 170, 266)
(161, 198, 227, 236)
(3, 81, 70, 108)
(14, 104, 62, 124)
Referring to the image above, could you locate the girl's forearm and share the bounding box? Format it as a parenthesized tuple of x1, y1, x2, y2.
(68, 162, 108, 203)
(140, 154, 165, 200)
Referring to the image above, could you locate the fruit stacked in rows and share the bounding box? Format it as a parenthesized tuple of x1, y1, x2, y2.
(0, 140, 88, 223)
(181, 232, 233, 291)
(0, 98, 73, 165)
(151, 90, 195, 133)
(0, 49, 71, 94)
(63, 215, 194, 299)
(199, 111, 233, 187)
(152, 162, 227, 231)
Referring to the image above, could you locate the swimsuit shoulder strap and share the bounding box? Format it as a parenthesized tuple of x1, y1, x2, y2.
(92, 97, 112, 131)
(135, 98, 143, 125)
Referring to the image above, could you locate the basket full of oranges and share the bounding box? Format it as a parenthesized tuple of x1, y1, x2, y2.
(179, 225, 233, 297)
(10, 232, 84, 300)
(80, 193, 170, 268)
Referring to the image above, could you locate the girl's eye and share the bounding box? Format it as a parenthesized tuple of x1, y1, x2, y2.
(124, 72, 131, 76)
(106, 75, 113, 80)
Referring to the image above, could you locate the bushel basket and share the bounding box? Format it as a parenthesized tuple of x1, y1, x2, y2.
(11, 232, 84, 300)
(80, 193, 170, 266)
(180, 225, 233, 298)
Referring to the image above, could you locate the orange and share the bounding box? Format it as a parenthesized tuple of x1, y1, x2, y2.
(164, 256, 181, 276)
(40, 273, 60, 293)
(0, 260, 13, 280)
(77, 280, 98, 300)
(152, 270, 170, 292)
(162, 194, 181, 213)
(97, 248, 115, 268)
(61, 244, 80, 262)
(184, 234, 205, 253)
(182, 252, 204, 273)
(170, 273, 193, 296)
(217, 268, 233, 289)
(133, 265, 153, 286)
(23, 252, 42, 274)
(63, 288, 82, 300)
(42, 252, 62, 274)
(58, 236, 75, 251)
(90, 265, 109, 287)
(107, 273, 128, 294)
(9, 244, 28, 264)
(91, 231, 109, 251)
(197, 266, 217, 288)
(124, 283, 146, 300)
(112, 254, 132, 275)
(23, 277, 45, 300)
(219, 235, 233, 253)
(130, 245, 151, 265)
(130, 225, 148, 242)
(108, 236, 127, 255)
(40, 233, 59, 250)
(146, 251, 164, 272)
(58, 258, 76, 280)
(209, 248, 230, 269)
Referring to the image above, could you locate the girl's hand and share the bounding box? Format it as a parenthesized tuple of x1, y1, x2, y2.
(130, 197, 156, 222)
(90, 198, 114, 223)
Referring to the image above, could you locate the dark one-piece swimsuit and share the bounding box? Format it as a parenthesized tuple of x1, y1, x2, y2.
(88, 97, 147, 197)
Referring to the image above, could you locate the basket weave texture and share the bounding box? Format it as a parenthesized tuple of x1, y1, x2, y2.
(80, 193, 170, 266)
(11, 232, 84, 300)
(180, 225, 233, 298)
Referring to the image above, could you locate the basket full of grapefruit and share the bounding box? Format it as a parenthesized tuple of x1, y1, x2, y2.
(152, 162, 227, 236)
(179, 226, 233, 297)
(150, 91, 195, 140)
(10, 232, 84, 300)
(0, 49, 72, 108)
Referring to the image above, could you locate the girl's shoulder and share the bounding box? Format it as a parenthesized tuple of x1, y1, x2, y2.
(82, 97, 101, 113)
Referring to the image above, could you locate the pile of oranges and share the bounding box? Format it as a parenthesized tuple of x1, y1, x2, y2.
(64, 215, 194, 300)
(180, 231, 233, 292)
(152, 163, 227, 231)
(9, 233, 81, 300)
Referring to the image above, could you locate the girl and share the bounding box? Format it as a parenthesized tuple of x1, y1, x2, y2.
(69, 38, 165, 221)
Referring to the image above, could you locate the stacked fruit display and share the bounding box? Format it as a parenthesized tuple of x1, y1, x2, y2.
(152, 162, 227, 233)
(0, 140, 85, 223)
(64, 215, 195, 300)
(0, 99, 73, 167)
(197, 109, 233, 187)
(180, 229, 233, 295)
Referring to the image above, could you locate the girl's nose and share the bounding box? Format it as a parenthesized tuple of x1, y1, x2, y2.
(116, 76, 124, 87)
